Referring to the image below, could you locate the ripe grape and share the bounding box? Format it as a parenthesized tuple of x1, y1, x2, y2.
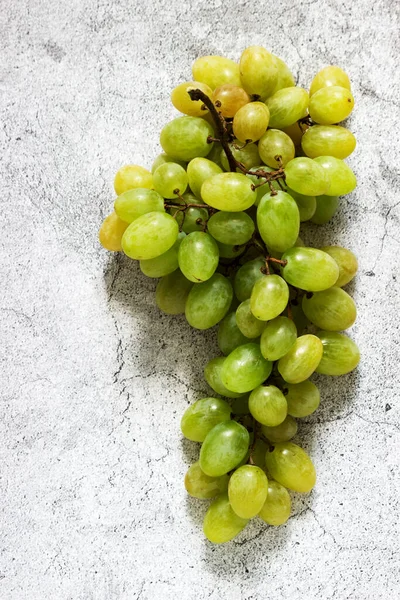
(228, 465, 269, 519)
(302, 287, 357, 331)
(278, 334, 323, 383)
(151, 153, 187, 173)
(178, 231, 219, 282)
(200, 421, 250, 477)
(114, 188, 164, 223)
(122, 211, 179, 260)
(262, 415, 298, 443)
(250, 275, 290, 321)
(301, 125, 356, 159)
(204, 356, 244, 399)
(270, 55, 295, 95)
(155, 270, 193, 315)
(320, 246, 358, 287)
(153, 162, 188, 198)
(258, 480, 291, 526)
(285, 380, 320, 418)
(207, 211, 255, 245)
(316, 331, 360, 375)
(160, 116, 214, 161)
(313, 155, 357, 196)
(281, 247, 339, 291)
(265, 442, 316, 493)
(236, 299, 266, 338)
(171, 81, 213, 116)
(212, 84, 250, 118)
(185, 273, 233, 329)
(233, 102, 270, 142)
(140, 231, 185, 278)
(203, 493, 248, 544)
(218, 312, 251, 355)
(257, 190, 300, 252)
(284, 157, 330, 196)
(239, 46, 278, 99)
(258, 129, 295, 168)
(309, 85, 354, 125)
(310, 65, 351, 96)
(192, 55, 241, 90)
(221, 343, 273, 394)
(266, 87, 309, 128)
(260, 316, 297, 361)
(181, 397, 231, 442)
(185, 462, 229, 499)
(201, 172, 256, 211)
(114, 165, 153, 195)
(186, 157, 222, 199)
(249, 385, 287, 426)
(220, 140, 261, 171)
(99, 212, 129, 252)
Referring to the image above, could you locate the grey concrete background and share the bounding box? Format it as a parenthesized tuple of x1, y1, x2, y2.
(1, 0, 399, 598)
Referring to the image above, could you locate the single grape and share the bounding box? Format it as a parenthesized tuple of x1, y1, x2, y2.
(282, 122, 306, 147)
(187, 157, 222, 200)
(233, 102, 270, 142)
(201, 173, 257, 211)
(316, 331, 360, 375)
(207, 211, 255, 245)
(153, 162, 188, 199)
(284, 157, 330, 196)
(220, 140, 261, 172)
(266, 87, 309, 128)
(218, 312, 251, 355)
(151, 153, 186, 173)
(270, 55, 296, 95)
(261, 415, 298, 443)
(302, 287, 357, 331)
(171, 81, 213, 117)
(311, 195, 339, 224)
(239, 45, 278, 99)
(221, 343, 273, 394)
(182, 206, 209, 234)
(178, 231, 219, 282)
(265, 442, 316, 493)
(278, 334, 323, 384)
(200, 421, 250, 477)
(286, 187, 316, 222)
(192, 56, 241, 90)
(310, 65, 351, 96)
(140, 231, 185, 278)
(313, 156, 357, 196)
(99, 212, 129, 252)
(258, 129, 295, 168)
(155, 270, 193, 315)
(249, 385, 287, 427)
(281, 247, 339, 291)
(114, 188, 165, 223)
(212, 84, 250, 118)
(204, 356, 244, 399)
(309, 86, 354, 125)
(181, 397, 232, 442)
(228, 465, 269, 519)
(260, 316, 297, 361)
(301, 125, 356, 159)
(236, 299, 266, 338)
(250, 275, 290, 321)
(122, 211, 179, 260)
(185, 462, 229, 499)
(185, 273, 233, 329)
(234, 257, 265, 301)
(257, 190, 300, 252)
(203, 493, 248, 544)
(258, 480, 291, 526)
(114, 165, 153, 195)
(320, 246, 358, 287)
(160, 116, 214, 162)
(284, 380, 320, 418)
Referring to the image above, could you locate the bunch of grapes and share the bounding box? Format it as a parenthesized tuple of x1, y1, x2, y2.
(99, 46, 360, 544)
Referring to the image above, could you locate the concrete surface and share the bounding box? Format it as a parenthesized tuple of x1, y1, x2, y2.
(1, 0, 399, 598)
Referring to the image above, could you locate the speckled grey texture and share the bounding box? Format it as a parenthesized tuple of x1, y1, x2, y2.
(1, 0, 399, 598)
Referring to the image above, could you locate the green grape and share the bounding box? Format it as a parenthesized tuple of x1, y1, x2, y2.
(212, 84, 250, 118)
(262, 415, 298, 443)
(205, 141, 224, 168)
(207, 211, 255, 245)
(258, 480, 291, 525)
(160, 116, 214, 162)
(181, 397, 232, 442)
(250, 438, 269, 468)
(257, 190, 300, 252)
(155, 270, 193, 315)
(313, 156, 357, 196)
(239, 46, 278, 99)
(236, 299, 266, 338)
(260, 316, 297, 361)
(217, 242, 246, 259)
(99, 212, 129, 252)
(301, 125, 356, 159)
(221, 343, 273, 393)
(203, 493, 248, 544)
(178, 232, 219, 282)
(171, 80, 213, 117)
(185, 462, 229, 499)
(114, 188, 165, 224)
(278, 334, 323, 384)
(258, 129, 295, 168)
(233, 102, 270, 143)
(204, 357, 244, 399)
(284, 380, 320, 418)
(218, 312, 251, 355)
(228, 465, 269, 519)
(153, 162, 188, 199)
(311, 195, 339, 224)
(234, 257, 265, 301)
(309, 86, 354, 125)
(140, 231, 185, 278)
(200, 421, 250, 477)
(286, 187, 316, 222)
(310, 65, 351, 96)
(220, 140, 261, 172)
(192, 56, 241, 90)
(185, 273, 233, 329)
(122, 211, 179, 260)
(266, 87, 309, 128)
(265, 442, 316, 493)
(151, 153, 187, 174)
(186, 157, 223, 200)
(320, 246, 358, 287)
(114, 165, 153, 195)
(201, 173, 257, 211)
(284, 157, 330, 196)
(182, 206, 209, 234)
(316, 331, 360, 375)
(282, 121, 306, 147)
(247, 166, 278, 205)
(249, 385, 287, 427)
(281, 247, 339, 291)
(250, 275, 289, 321)
(302, 287, 357, 331)
(270, 55, 296, 95)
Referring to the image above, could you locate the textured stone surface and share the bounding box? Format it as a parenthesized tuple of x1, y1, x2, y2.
(1, 0, 399, 598)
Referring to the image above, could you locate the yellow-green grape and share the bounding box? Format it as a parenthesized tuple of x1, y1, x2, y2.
(239, 46, 278, 99)
(313, 156, 357, 196)
(155, 270, 193, 315)
(249, 385, 287, 427)
(140, 231, 185, 278)
(185, 273, 233, 330)
(178, 231, 219, 282)
(204, 356, 244, 399)
(187, 157, 222, 200)
(278, 334, 323, 384)
(265, 442, 316, 493)
(114, 188, 165, 223)
(192, 55, 241, 90)
(201, 173, 256, 211)
(282, 122, 307, 147)
(233, 102, 270, 142)
(212, 84, 250, 118)
(281, 247, 339, 291)
(99, 212, 128, 252)
(200, 421, 250, 477)
(153, 163, 188, 199)
(247, 166, 278, 206)
(257, 190, 300, 252)
(221, 343, 273, 394)
(220, 140, 261, 171)
(234, 257, 265, 302)
(217, 241, 246, 258)
(262, 415, 298, 443)
(260, 316, 297, 361)
(250, 275, 290, 321)
(310, 65, 351, 96)
(185, 462, 229, 499)
(171, 80, 213, 117)
(286, 187, 316, 222)
(316, 331, 360, 375)
(320, 246, 358, 287)
(114, 165, 153, 196)
(203, 493, 248, 544)
(160, 116, 214, 162)
(309, 86, 354, 125)
(122, 211, 179, 260)
(182, 206, 209, 234)
(302, 287, 357, 331)
(258, 480, 291, 525)
(301, 125, 356, 159)
(258, 129, 295, 168)
(231, 396, 250, 416)
(218, 312, 251, 355)
(181, 397, 231, 442)
(266, 87, 309, 128)
(284, 157, 330, 196)
(311, 195, 339, 224)
(236, 299, 266, 338)
(151, 153, 186, 173)
(285, 380, 320, 418)
(270, 55, 296, 95)
(208, 211, 255, 246)
(228, 465, 269, 519)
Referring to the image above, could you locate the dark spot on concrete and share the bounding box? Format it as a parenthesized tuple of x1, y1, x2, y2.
(365, 270, 375, 276)
(385, 404, 392, 412)
(44, 41, 66, 63)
